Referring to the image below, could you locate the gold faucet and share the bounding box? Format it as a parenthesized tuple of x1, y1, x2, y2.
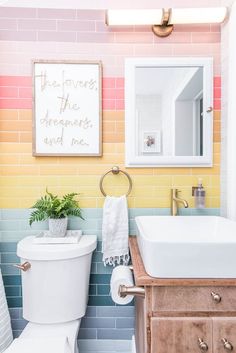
(171, 188, 189, 216)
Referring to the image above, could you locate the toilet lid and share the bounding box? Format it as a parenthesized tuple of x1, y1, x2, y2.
(4, 337, 71, 353)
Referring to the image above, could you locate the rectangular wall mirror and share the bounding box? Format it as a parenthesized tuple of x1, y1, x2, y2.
(125, 57, 213, 167)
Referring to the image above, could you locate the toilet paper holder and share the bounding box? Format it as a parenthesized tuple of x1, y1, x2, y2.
(118, 285, 145, 298)
(118, 265, 145, 298)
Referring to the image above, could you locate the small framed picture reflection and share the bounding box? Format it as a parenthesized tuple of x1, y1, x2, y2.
(142, 130, 161, 153)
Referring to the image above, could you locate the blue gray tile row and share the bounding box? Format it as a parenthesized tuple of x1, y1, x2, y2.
(78, 339, 132, 352)
(9, 306, 135, 340)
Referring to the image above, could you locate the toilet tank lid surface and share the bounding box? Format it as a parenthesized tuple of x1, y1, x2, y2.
(17, 235, 97, 260)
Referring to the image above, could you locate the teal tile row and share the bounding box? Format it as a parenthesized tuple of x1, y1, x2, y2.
(2, 275, 21, 286)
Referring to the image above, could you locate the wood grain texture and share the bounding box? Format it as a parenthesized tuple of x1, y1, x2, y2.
(129, 237, 236, 287)
(150, 317, 213, 353)
(151, 286, 236, 313)
(213, 318, 236, 353)
(135, 297, 147, 353)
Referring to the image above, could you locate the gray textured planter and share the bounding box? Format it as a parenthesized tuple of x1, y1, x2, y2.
(48, 217, 68, 237)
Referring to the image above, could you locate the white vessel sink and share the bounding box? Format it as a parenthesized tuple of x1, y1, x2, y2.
(135, 216, 236, 278)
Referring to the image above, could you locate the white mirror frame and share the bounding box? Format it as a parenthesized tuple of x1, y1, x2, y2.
(125, 57, 213, 167)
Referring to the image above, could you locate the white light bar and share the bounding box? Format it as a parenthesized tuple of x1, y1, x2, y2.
(106, 9, 163, 26)
(106, 7, 227, 26)
(170, 7, 227, 24)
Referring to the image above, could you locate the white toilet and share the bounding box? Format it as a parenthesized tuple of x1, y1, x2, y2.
(5, 234, 97, 353)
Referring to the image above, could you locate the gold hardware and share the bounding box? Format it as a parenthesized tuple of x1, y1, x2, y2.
(206, 107, 213, 113)
(198, 338, 208, 351)
(211, 291, 221, 303)
(192, 186, 198, 196)
(13, 261, 31, 272)
(171, 188, 189, 216)
(119, 285, 145, 298)
(99, 166, 132, 197)
(222, 338, 233, 351)
(152, 8, 174, 37)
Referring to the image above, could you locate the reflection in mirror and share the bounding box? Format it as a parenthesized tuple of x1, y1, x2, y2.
(135, 66, 203, 157)
(125, 57, 213, 167)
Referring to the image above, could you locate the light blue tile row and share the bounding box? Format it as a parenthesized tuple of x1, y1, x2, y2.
(1, 209, 31, 220)
(1, 221, 21, 231)
(0, 207, 220, 242)
(1, 230, 42, 242)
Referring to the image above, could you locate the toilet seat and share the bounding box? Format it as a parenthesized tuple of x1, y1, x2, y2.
(4, 337, 71, 353)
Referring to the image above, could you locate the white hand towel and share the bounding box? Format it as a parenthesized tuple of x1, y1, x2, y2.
(102, 195, 129, 266)
(0, 269, 13, 353)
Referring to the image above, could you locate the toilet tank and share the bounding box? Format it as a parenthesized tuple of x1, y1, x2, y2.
(17, 235, 97, 324)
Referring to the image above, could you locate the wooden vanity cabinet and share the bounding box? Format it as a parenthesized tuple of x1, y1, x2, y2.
(130, 238, 236, 353)
(213, 318, 236, 352)
(150, 317, 213, 353)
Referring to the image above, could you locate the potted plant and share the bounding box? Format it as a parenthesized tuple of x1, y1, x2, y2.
(29, 189, 84, 237)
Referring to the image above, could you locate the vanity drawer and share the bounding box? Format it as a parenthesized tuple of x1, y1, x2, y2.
(152, 286, 236, 313)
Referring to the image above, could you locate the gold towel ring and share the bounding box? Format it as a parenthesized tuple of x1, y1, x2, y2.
(100, 166, 132, 197)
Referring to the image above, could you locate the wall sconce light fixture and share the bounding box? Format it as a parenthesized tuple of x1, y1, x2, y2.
(106, 7, 227, 37)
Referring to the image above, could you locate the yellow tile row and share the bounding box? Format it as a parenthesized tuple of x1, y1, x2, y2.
(0, 197, 220, 209)
(0, 175, 220, 208)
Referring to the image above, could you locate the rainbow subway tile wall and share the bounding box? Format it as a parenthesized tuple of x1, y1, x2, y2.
(0, 6, 221, 340)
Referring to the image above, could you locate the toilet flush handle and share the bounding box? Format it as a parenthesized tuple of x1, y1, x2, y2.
(13, 261, 31, 272)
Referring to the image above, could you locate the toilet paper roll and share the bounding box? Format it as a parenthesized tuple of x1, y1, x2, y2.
(110, 265, 134, 305)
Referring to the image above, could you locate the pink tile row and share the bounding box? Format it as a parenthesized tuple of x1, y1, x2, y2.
(0, 75, 221, 110)
(0, 7, 221, 44)
(0, 76, 123, 89)
(0, 75, 220, 91)
(0, 97, 220, 111)
(0, 8, 104, 20)
(0, 30, 221, 44)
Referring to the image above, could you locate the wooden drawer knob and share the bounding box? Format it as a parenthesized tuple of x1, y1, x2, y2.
(198, 338, 208, 351)
(222, 338, 233, 351)
(211, 291, 221, 303)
